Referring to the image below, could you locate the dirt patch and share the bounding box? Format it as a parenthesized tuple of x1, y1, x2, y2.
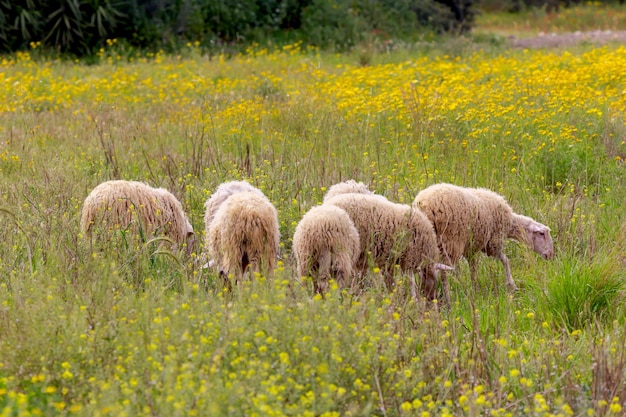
(509, 30, 626, 48)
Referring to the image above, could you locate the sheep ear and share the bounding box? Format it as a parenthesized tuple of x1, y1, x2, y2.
(529, 223, 548, 233)
(434, 263, 453, 272)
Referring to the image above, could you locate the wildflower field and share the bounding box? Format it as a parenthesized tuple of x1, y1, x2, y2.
(2, 37, 626, 416)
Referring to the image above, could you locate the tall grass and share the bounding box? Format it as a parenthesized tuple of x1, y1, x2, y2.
(475, 2, 626, 35)
(544, 250, 625, 331)
(1, 37, 626, 415)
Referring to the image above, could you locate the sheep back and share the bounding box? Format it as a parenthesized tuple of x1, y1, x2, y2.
(323, 180, 375, 203)
(413, 183, 513, 264)
(203, 180, 265, 230)
(325, 193, 439, 281)
(292, 205, 360, 292)
(81, 180, 193, 248)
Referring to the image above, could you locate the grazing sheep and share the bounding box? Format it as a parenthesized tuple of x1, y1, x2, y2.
(323, 180, 375, 202)
(292, 205, 360, 294)
(205, 188, 280, 281)
(413, 183, 554, 292)
(325, 193, 451, 300)
(81, 180, 194, 253)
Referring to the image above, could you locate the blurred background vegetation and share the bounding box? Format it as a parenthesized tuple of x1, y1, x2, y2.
(0, 0, 623, 57)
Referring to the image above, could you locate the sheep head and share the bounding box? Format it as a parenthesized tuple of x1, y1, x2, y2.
(526, 222, 554, 260)
(510, 214, 554, 260)
(418, 263, 453, 301)
(185, 219, 196, 256)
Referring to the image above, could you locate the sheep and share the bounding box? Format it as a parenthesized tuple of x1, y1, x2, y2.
(324, 193, 451, 300)
(80, 180, 194, 254)
(413, 183, 554, 293)
(292, 205, 360, 294)
(323, 179, 376, 202)
(205, 187, 280, 281)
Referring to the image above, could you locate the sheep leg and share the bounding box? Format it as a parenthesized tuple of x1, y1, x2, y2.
(420, 270, 438, 302)
(494, 250, 517, 291)
(440, 270, 450, 304)
(355, 255, 369, 288)
(313, 279, 328, 296)
(240, 252, 250, 280)
(318, 251, 332, 293)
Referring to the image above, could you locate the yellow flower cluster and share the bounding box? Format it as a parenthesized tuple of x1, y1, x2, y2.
(1, 41, 626, 416)
(1, 45, 624, 203)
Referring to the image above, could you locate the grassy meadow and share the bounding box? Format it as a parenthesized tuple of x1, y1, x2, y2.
(3, 14, 626, 417)
(475, 1, 626, 36)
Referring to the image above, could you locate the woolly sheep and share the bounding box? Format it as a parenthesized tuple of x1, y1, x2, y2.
(205, 187, 280, 281)
(292, 205, 360, 294)
(80, 180, 194, 253)
(325, 193, 451, 300)
(413, 183, 554, 292)
(323, 180, 375, 202)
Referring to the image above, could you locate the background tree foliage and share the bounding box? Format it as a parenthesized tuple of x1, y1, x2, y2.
(1, 0, 621, 56)
(0, 0, 475, 56)
(480, 0, 623, 12)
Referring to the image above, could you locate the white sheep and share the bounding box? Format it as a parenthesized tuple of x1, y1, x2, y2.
(80, 180, 194, 253)
(325, 193, 451, 300)
(323, 179, 375, 202)
(205, 185, 280, 281)
(292, 205, 360, 294)
(413, 183, 554, 293)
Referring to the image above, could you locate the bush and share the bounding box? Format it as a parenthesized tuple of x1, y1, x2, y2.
(199, 0, 258, 42)
(0, 1, 42, 51)
(354, 0, 462, 38)
(0, 0, 476, 56)
(0, 0, 130, 55)
(300, 0, 366, 49)
(300, 0, 474, 49)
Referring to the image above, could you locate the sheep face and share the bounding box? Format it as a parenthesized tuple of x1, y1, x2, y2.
(185, 219, 196, 256)
(527, 224, 554, 260)
(420, 268, 437, 300)
(422, 263, 453, 300)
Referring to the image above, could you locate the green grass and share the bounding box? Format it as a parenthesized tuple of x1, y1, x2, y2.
(543, 249, 625, 331)
(2, 19, 626, 415)
(475, 2, 626, 37)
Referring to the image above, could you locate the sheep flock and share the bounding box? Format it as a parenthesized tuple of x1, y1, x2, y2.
(81, 179, 554, 301)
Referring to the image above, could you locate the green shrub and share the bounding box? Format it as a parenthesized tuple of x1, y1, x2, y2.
(300, 0, 366, 49)
(544, 254, 624, 331)
(0, 0, 476, 55)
